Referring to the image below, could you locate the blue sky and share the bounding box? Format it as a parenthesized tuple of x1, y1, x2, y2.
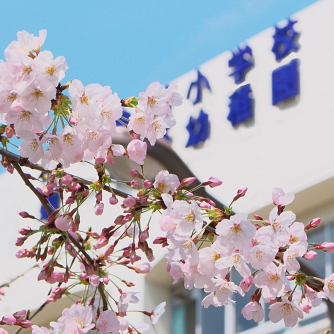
(0, 0, 319, 172)
(0, 0, 319, 98)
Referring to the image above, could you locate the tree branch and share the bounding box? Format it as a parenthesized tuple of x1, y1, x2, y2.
(12, 161, 52, 215)
(0, 147, 129, 199)
(0, 264, 39, 289)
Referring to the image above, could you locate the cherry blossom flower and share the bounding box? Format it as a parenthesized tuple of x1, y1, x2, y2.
(59, 303, 94, 332)
(18, 133, 44, 163)
(5, 30, 47, 60)
(118, 292, 140, 316)
(170, 200, 203, 235)
(20, 81, 56, 115)
(127, 111, 150, 137)
(139, 82, 170, 117)
(55, 213, 73, 231)
(217, 252, 251, 278)
(242, 301, 265, 322)
(268, 207, 296, 245)
(150, 302, 166, 334)
(154, 170, 180, 193)
(32, 50, 68, 89)
(31, 326, 49, 334)
(127, 139, 147, 165)
(254, 263, 287, 299)
(272, 187, 295, 206)
(202, 275, 244, 308)
(324, 273, 334, 302)
(268, 297, 303, 327)
(283, 243, 306, 273)
(216, 213, 255, 251)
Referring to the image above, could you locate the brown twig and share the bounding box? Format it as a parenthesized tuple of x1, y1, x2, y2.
(12, 161, 52, 215)
(12, 302, 48, 334)
(6, 150, 110, 313)
(0, 147, 129, 199)
(0, 264, 40, 289)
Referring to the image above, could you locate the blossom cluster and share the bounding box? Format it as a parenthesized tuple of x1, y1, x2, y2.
(0, 30, 181, 172)
(1, 29, 334, 334)
(153, 177, 333, 327)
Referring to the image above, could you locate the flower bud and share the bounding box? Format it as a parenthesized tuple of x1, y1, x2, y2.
(94, 202, 104, 216)
(69, 115, 78, 126)
(123, 196, 136, 207)
(143, 180, 152, 189)
(95, 156, 105, 165)
(305, 218, 321, 230)
(109, 196, 118, 205)
(62, 174, 73, 185)
(303, 250, 318, 260)
(178, 177, 196, 188)
(89, 274, 100, 287)
(134, 262, 151, 274)
(239, 276, 253, 292)
(202, 177, 223, 188)
(233, 188, 248, 201)
(19, 211, 35, 219)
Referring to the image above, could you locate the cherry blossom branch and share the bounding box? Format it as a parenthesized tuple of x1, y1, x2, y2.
(7, 150, 110, 312)
(0, 147, 129, 199)
(12, 302, 48, 334)
(0, 264, 39, 288)
(12, 161, 52, 215)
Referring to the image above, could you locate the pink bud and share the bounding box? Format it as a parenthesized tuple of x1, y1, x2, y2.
(140, 229, 149, 242)
(130, 169, 144, 179)
(303, 250, 318, 260)
(6, 163, 14, 174)
(5, 125, 15, 139)
(103, 275, 109, 285)
(17, 319, 33, 328)
(106, 150, 114, 164)
(178, 177, 197, 188)
(203, 177, 222, 188)
(0, 288, 5, 296)
(239, 276, 253, 292)
(131, 179, 139, 189)
(69, 115, 78, 126)
(19, 211, 35, 219)
(96, 191, 103, 202)
(254, 214, 263, 220)
(305, 218, 321, 230)
(16, 249, 28, 259)
(2, 314, 16, 325)
(62, 174, 73, 185)
(94, 236, 108, 250)
(18, 227, 32, 235)
(318, 242, 334, 253)
(80, 272, 88, 280)
(233, 188, 248, 201)
(109, 196, 118, 205)
(199, 201, 211, 209)
(300, 298, 312, 314)
(55, 214, 73, 231)
(65, 196, 75, 205)
(95, 156, 105, 164)
(94, 202, 104, 216)
(89, 274, 100, 287)
(15, 236, 27, 246)
(134, 262, 151, 274)
(123, 196, 136, 207)
(143, 180, 152, 189)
